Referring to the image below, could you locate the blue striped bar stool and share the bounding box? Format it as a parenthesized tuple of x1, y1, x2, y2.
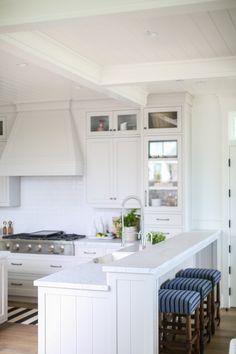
(176, 268, 221, 335)
(161, 277, 212, 354)
(159, 288, 200, 354)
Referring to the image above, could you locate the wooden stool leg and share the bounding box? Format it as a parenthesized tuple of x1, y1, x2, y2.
(216, 282, 221, 326)
(207, 293, 212, 343)
(195, 307, 200, 354)
(211, 288, 215, 335)
(186, 315, 192, 354)
(200, 303, 204, 354)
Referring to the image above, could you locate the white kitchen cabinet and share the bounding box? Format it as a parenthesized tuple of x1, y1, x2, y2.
(86, 137, 140, 207)
(7, 253, 83, 301)
(87, 109, 140, 136)
(0, 142, 20, 207)
(74, 242, 122, 261)
(0, 255, 7, 324)
(142, 99, 191, 237)
(143, 135, 182, 211)
(143, 106, 181, 134)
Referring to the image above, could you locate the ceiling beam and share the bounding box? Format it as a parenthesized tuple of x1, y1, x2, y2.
(0, 0, 235, 30)
(101, 57, 236, 85)
(0, 32, 147, 106)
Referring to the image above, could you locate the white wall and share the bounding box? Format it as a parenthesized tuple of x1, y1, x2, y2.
(0, 100, 126, 235)
(191, 95, 222, 229)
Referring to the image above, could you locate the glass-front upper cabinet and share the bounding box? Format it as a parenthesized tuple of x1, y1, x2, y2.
(143, 107, 181, 133)
(87, 110, 140, 136)
(144, 136, 181, 210)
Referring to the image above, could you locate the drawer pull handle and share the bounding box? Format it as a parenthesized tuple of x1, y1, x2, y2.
(163, 232, 170, 235)
(11, 263, 23, 266)
(156, 218, 170, 221)
(11, 282, 23, 286)
(50, 265, 62, 268)
(84, 251, 96, 255)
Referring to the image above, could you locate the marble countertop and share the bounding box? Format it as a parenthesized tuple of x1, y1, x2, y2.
(103, 230, 220, 276)
(34, 230, 220, 291)
(34, 262, 109, 291)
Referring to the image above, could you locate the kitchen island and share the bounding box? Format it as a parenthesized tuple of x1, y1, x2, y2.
(35, 230, 220, 354)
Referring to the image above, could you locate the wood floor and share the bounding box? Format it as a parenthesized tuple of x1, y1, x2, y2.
(0, 307, 235, 354)
(205, 308, 236, 354)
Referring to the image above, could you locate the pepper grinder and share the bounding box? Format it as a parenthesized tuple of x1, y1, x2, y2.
(7, 220, 13, 235)
(2, 221, 7, 235)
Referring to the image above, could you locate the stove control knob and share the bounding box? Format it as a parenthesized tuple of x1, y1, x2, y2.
(28, 244, 32, 251)
(60, 245, 65, 253)
(49, 245, 55, 253)
(15, 243, 20, 251)
(38, 245, 42, 252)
(6, 243, 10, 250)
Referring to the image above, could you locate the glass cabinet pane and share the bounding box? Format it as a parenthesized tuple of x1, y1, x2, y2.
(117, 113, 137, 131)
(148, 161, 178, 188)
(149, 189, 178, 207)
(146, 137, 179, 209)
(148, 111, 178, 129)
(90, 115, 110, 132)
(149, 140, 177, 158)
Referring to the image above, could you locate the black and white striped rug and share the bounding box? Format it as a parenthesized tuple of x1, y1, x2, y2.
(8, 306, 38, 325)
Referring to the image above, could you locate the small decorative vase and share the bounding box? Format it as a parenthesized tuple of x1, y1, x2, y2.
(124, 226, 137, 242)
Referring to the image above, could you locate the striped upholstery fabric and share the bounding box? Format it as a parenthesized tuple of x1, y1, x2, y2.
(161, 277, 212, 300)
(176, 268, 221, 286)
(159, 288, 200, 315)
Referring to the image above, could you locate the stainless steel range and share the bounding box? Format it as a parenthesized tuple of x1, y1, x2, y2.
(0, 230, 85, 255)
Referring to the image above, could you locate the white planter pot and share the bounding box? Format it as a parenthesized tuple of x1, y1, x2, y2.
(124, 226, 137, 242)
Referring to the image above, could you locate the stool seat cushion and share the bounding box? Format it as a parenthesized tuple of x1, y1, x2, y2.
(161, 277, 212, 300)
(176, 268, 221, 285)
(159, 288, 200, 315)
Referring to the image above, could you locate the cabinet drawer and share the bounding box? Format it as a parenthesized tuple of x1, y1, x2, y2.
(76, 247, 105, 259)
(8, 277, 37, 297)
(145, 214, 182, 226)
(8, 257, 79, 275)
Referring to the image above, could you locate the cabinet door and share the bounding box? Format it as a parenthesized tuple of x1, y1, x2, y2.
(114, 137, 140, 203)
(144, 136, 182, 211)
(143, 107, 181, 134)
(86, 139, 113, 204)
(0, 258, 7, 324)
(113, 110, 140, 135)
(87, 112, 112, 136)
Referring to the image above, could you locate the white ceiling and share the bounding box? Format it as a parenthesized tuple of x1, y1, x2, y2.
(0, 0, 236, 106)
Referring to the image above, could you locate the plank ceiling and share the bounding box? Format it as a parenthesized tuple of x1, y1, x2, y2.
(0, 1, 236, 105)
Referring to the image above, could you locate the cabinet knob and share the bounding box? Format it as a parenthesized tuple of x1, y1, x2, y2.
(113, 129, 116, 131)
(109, 129, 112, 131)
(144, 127, 147, 130)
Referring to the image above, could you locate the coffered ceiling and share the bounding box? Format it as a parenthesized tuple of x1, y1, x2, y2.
(0, 0, 236, 106)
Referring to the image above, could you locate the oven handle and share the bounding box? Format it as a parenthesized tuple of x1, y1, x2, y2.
(11, 262, 23, 266)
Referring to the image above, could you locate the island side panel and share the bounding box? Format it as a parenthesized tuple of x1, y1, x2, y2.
(108, 273, 157, 354)
(37, 287, 112, 354)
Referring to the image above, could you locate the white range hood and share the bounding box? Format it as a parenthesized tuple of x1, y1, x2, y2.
(0, 109, 83, 176)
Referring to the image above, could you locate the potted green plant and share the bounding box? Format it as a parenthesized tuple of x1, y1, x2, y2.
(114, 209, 140, 240)
(147, 231, 166, 244)
(122, 209, 140, 242)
